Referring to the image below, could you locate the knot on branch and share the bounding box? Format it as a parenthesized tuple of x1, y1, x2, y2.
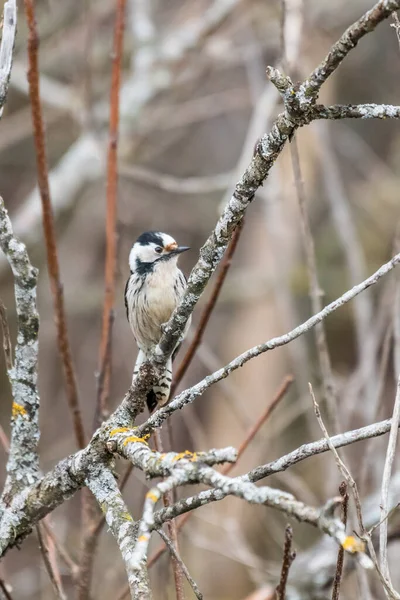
(266, 66, 317, 127)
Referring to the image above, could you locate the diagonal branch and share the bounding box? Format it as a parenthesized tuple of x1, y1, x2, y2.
(140, 251, 400, 436)
(301, 0, 400, 98)
(153, 0, 400, 373)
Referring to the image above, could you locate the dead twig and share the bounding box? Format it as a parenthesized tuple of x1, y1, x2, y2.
(96, 0, 127, 426)
(171, 219, 244, 396)
(275, 525, 296, 600)
(157, 529, 203, 600)
(379, 376, 400, 587)
(36, 522, 67, 600)
(291, 138, 340, 436)
(332, 482, 349, 600)
(41, 519, 79, 580)
(153, 429, 186, 600)
(23, 0, 85, 450)
(0, 579, 13, 600)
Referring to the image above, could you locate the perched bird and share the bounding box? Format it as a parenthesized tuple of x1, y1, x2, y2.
(125, 231, 191, 412)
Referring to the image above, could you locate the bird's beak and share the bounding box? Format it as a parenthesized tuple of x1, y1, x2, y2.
(171, 245, 190, 255)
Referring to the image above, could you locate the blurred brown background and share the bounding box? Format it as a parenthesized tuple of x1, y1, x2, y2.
(1, 0, 400, 598)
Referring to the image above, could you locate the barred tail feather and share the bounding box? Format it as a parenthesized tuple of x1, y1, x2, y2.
(133, 352, 173, 413)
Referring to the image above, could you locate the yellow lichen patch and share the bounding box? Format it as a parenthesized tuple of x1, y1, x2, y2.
(189, 452, 199, 462)
(12, 402, 27, 419)
(146, 491, 159, 503)
(172, 450, 193, 462)
(138, 534, 149, 542)
(122, 435, 149, 446)
(342, 536, 365, 554)
(110, 427, 130, 436)
(121, 512, 133, 521)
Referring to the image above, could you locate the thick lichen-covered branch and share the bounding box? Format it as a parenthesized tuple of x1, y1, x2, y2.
(0, 197, 40, 499)
(85, 466, 150, 600)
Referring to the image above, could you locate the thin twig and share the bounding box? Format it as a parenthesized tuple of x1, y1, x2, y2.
(171, 219, 244, 396)
(391, 11, 400, 50)
(94, 309, 115, 429)
(222, 374, 293, 474)
(41, 519, 79, 580)
(157, 529, 203, 600)
(36, 522, 67, 600)
(275, 525, 296, 600)
(291, 138, 340, 435)
(0, 425, 9, 454)
(332, 482, 349, 600)
(379, 376, 400, 587)
(0, 579, 13, 600)
(309, 383, 364, 533)
(153, 430, 186, 600)
(0, 301, 12, 370)
(23, 0, 85, 450)
(96, 0, 127, 426)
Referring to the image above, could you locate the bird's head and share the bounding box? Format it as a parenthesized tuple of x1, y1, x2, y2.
(129, 231, 190, 274)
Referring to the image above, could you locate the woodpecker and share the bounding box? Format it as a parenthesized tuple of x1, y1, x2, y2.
(125, 231, 191, 412)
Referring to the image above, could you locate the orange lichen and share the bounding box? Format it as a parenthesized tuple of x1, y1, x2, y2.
(12, 402, 27, 419)
(138, 534, 149, 542)
(342, 536, 365, 554)
(122, 435, 149, 446)
(146, 491, 159, 503)
(110, 427, 130, 436)
(172, 450, 194, 462)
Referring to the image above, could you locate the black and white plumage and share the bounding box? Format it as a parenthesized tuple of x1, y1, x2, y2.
(125, 231, 191, 412)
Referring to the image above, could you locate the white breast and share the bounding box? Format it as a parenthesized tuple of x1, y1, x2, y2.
(126, 260, 187, 352)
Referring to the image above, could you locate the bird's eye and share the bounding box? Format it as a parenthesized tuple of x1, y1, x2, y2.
(155, 246, 163, 254)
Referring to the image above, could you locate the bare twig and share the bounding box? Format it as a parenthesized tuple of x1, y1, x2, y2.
(0, 425, 9, 454)
(0, 301, 12, 371)
(391, 11, 400, 50)
(119, 164, 232, 194)
(275, 525, 296, 600)
(23, 0, 85, 450)
(171, 219, 244, 396)
(0, 0, 17, 115)
(379, 376, 400, 588)
(309, 383, 364, 532)
(0, 579, 13, 600)
(41, 519, 79, 579)
(157, 529, 203, 600)
(96, 0, 127, 426)
(290, 137, 340, 435)
(332, 482, 349, 600)
(36, 522, 67, 600)
(153, 430, 186, 600)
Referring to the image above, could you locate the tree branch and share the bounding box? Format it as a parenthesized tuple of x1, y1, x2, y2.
(0, 0, 17, 116)
(0, 197, 40, 498)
